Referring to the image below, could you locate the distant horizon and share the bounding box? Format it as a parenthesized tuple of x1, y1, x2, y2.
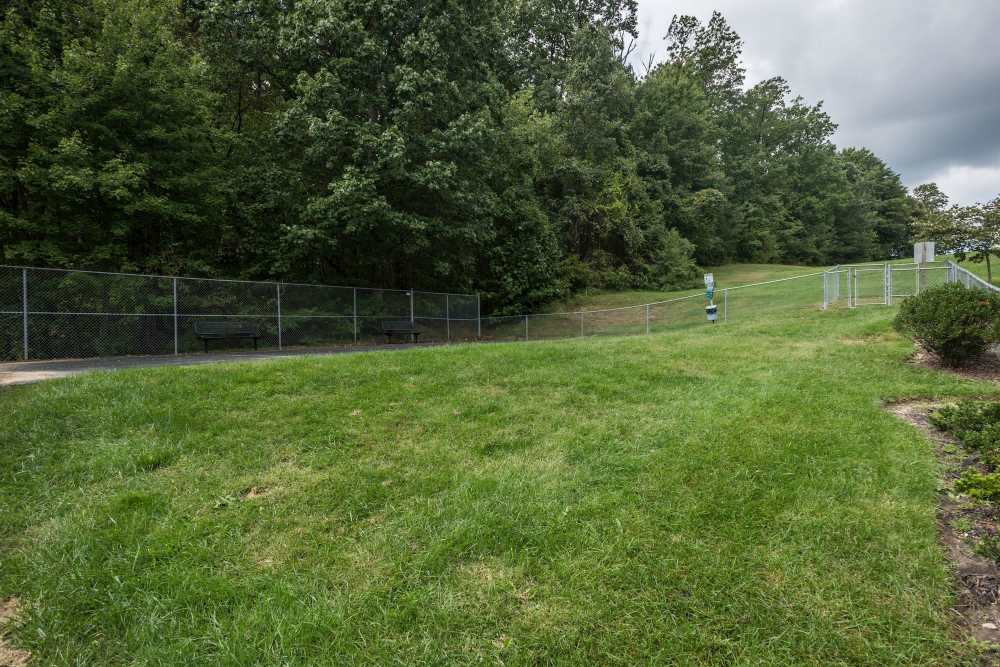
(633, 1, 1000, 206)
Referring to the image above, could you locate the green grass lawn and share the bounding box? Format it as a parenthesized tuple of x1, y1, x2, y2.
(950, 254, 1000, 285)
(548, 257, 996, 316)
(2, 277, 998, 664)
(547, 262, 818, 312)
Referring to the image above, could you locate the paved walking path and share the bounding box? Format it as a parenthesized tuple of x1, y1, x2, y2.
(0, 344, 425, 386)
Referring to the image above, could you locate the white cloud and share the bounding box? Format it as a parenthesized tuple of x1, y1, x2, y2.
(920, 164, 1000, 206)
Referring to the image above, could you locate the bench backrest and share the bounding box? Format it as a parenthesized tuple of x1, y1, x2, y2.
(382, 319, 417, 331)
(193, 320, 259, 337)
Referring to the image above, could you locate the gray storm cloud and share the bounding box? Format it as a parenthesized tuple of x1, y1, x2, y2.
(634, 0, 1000, 205)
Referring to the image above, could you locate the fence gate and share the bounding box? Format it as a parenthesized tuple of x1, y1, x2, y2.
(852, 266, 888, 306)
(823, 261, 995, 309)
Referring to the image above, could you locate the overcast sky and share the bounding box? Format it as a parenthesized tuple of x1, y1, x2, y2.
(633, 1, 1000, 205)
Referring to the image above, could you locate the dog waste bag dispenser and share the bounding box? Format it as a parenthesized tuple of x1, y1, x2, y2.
(704, 273, 718, 323)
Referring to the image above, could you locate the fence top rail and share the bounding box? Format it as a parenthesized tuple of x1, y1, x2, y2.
(889, 265, 950, 273)
(831, 261, 948, 270)
(0, 264, 476, 299)
(721, 270, 826, 293)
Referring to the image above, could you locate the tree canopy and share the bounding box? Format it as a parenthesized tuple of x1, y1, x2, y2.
(0, 1, 930, 310)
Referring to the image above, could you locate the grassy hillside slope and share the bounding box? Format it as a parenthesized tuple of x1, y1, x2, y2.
(547, 263, 817, 312)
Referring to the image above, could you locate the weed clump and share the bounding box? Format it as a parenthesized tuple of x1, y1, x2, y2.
(934, 400, 1000, 504)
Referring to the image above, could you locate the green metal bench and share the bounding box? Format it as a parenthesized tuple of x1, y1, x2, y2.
(193, 321, 261, 352)
(381, 319, 421, 344)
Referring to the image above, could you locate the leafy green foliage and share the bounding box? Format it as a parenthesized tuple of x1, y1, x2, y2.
(893, 283, 1000, 366)
(914, 188, 1000, 284)
(932, 401, 1000, 466)
(1, 1, 926, 309)
(931, 401, 1000, 438)
(955, 472, 1000, 501)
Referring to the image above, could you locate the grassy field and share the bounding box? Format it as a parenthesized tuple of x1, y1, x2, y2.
(546, 263, 817, 312)
(550, 257, 997, 316)
(2, 269, 999, 664)
(952, 254, 1000, 285)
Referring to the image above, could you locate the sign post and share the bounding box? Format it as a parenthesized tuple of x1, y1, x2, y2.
(704, 273, 718, 323)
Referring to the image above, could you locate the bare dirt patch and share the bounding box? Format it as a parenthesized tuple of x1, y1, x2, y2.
(240, 486, 271, 500)
(0, 371, 70, 387)
(887, 400, 1000, 653)
(0, 597, 30, 667)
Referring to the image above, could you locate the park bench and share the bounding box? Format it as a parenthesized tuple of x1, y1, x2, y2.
(193, 320, 261, 352)
(382, 319, 421, 343)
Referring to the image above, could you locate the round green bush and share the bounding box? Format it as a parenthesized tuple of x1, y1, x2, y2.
(892, 283, 1000, 366)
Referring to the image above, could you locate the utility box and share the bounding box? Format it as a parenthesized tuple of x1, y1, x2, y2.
(706, 304, 718, 322)
(914, 241, 935, 264)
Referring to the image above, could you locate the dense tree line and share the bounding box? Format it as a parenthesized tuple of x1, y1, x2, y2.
(1, 1, 918, 310)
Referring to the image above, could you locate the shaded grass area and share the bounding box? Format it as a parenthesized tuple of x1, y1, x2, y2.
(1, 303, 998, 664)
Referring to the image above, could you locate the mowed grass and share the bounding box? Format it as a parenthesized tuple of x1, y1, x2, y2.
(548, 263, 818, 312)
(950, 253, 1000, 285)
(2, 288, 999, 664)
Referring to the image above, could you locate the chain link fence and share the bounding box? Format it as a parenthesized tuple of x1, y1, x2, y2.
(822, 260, 995, 309)
(2, 264, 854, 362)
(475, 272, 826, 343)
(1, 265, 480, 361)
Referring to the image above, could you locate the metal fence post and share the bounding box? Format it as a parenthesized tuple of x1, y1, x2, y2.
(21, 268, 28, 360)
(476, 294, 481, 340)
(823, 273, 828, 309)
(524, 315, 528, 341)
(645, 304, 650, 334)
(172, 277, 179, 355)
(886, 265, 892, 305)
(276, 283, 283, 350)
(883, 264, 888, 305)
(446, 294, 451, 343)
(353, 288, 358, 344)
(847, 268, 854, 308)
(723, 289, 728, 322)
(409, 289, 415, 325)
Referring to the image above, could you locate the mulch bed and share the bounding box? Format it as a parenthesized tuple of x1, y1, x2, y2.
(907, 347, 1000, 383)
(887, 400, 1000, 657)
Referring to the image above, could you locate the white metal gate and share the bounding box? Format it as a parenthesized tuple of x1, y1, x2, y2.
(822, 261, 956, 309)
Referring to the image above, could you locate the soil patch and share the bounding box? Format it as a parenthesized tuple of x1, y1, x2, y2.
(887, 400, 1000, 655)
(907, 348, 1000, 383)
(240, 486, 271, 500)
(0, 371, 70, 387)
(0, 598, 30, 667)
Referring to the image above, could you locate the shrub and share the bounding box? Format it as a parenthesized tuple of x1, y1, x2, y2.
(892, 283, 1000, 366)
(931, 401, 1000, 435)
(932, 401, 1000, 465)
(955, 471, 1000, 501)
